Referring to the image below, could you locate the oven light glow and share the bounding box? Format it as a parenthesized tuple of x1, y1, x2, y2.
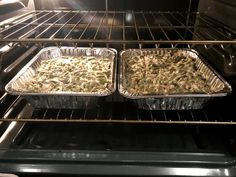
(126, 12, 133, 22)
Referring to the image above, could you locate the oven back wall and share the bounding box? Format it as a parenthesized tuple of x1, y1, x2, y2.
(33, 0, 199, 11)
(196, 0, 236, 76)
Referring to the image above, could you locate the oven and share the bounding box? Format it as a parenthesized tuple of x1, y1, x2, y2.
(0, 0, 236, 176)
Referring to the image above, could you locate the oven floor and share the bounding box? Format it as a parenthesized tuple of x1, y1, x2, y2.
(2, 123, 234, 154)
(1, 122, 236, 176)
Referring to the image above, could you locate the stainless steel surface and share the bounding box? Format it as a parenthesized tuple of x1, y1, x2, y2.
(119, 48, 232, 110)
(5, 47, 117, 109)
(1, 163, 236, 176)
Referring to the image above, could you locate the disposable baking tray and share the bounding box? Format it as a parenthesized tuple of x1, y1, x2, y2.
(118, 48, 232, 110)
(5, 47, 117, 109)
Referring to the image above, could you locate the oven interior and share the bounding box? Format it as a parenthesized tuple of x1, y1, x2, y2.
(0, 0, 236, 176)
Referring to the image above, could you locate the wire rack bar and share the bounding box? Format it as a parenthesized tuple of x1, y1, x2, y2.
(0, 10, 234, 45)
(122, 12, 126, 49)
(2, 118, 236, 124)
(141, 12, 158, 48)
(93, 13, 106, 40)
(177, 12, 195, 26)
(0, 11, 43, 33)
(0, 92, 235, 125)
(0, 11, 34, 25)
(64, 11, 89, 39)
(78, 12, 97, 40)
(91, 12, 106, 48)
(19, 12, 62, 39)
(197, 15, 233, 40)
(2, 11, 52, 38)
(132, 11, 141, 48)
(155, 13, 175, 48)
(107, 12, 115, 48)
(49, 11, 80, 39)
(162, 15, 186, 41)
(0, 39, 234, 44)
(36, 11, 70, 38)
(5, 23, 204, 29)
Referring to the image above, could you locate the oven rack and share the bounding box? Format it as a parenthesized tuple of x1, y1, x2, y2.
(0, 92, 235, 124)
(0, 10, 235, 47)
(0, 10, 235, 124)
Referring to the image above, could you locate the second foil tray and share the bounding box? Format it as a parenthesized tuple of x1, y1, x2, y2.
(118, 48, 232, 110)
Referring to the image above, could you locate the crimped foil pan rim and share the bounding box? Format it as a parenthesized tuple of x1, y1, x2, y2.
(118, 48, 232, 99)
(5, 46, 117, 97)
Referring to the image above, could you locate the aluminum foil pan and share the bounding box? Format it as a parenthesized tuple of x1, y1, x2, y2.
(118, 48, 232, 110)
(5, 46, 117, 109)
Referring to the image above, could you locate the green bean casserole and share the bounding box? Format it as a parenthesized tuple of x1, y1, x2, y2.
(124, 50, 221, 95)
(21, 56, 112, 93)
